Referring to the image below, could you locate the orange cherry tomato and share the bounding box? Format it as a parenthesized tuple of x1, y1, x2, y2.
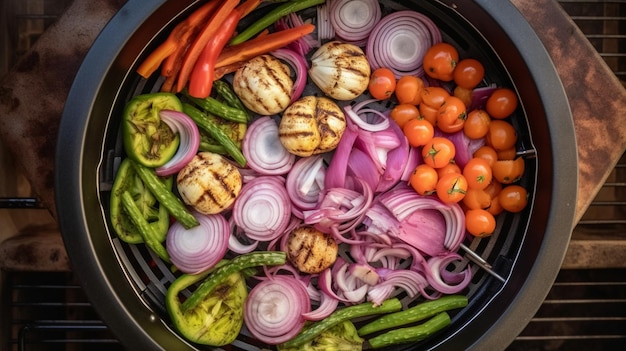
(422, 137, 456, 169)
(497, 146, 517, 160)
(403, 118, 434, 147)
(390, 104, 420, 128)
(423, 42, 459, 81)
(437, 162, 461, 179)
(465, 209, 496, 237)
(395, 75, 424, 105)
(498, 184, 528, 213)
(473, 145, 499, 168)
(462, 157, 493, 190)
(492, 157, 525, 184)
(463, 187, 492, 210)
(463, 109, 491, 139)
(453, 86, 472, 108)
(409, 164, 439, 195)
(436, 173, 468, 203)
(420, 86, 450, 109)
(486, 120, 517, 151)
(486, 87, 518, 119)
(484, 179, 503, 199)
(453, 58, 485, 89)
(487, 194, 504, 216)
(368, 67, 397, 100)
(438, 96, 467, 133)
(418, 103, 439, 126)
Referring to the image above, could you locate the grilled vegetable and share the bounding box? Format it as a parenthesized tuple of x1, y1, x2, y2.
(233, 54, 293, 115)
(279, 95, 346, 157)
(122, 92, 182, 167)
(109, 158, 171, 244)
(165, 252, 287, 346)
(309, 41, 371, 100)
(277, 320, 364, 351)
(286, 226, 338, 274)
(367, 312, 451, 348)
(176, 151, 242, 215)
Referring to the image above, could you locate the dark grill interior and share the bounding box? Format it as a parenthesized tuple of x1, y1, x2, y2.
(1, 0, 625, 350)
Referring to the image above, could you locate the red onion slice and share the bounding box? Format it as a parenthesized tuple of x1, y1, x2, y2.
(155, 110, 200, 177)
(285, 155, 326, 214)
(166, 212, 229, 274)
(232, 176, 292, 242)
(271, 48, 309, 103)
(242, 116, 295, 176)
(329, 0, 381, 46)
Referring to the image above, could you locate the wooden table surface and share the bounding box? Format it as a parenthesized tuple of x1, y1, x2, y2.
(0, 0, 624, 224)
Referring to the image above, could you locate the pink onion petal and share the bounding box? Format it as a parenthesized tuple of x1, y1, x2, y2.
(375, 119, 409, 192)
(271, 48, 309, 103)
(285, 155, 326, 212)
(318, 267, 350, 303)
(302, 290, 339, 321)
(325, 122, 359, 189)
(344, 104, 390, 132)
(426, 253, 473, 294)
(233, 176, 292, 241)
(242, 116, 295, 176)
(155, 110, 200, 177)
(244, 275, 310, 345)
(166, 212, 229, 274)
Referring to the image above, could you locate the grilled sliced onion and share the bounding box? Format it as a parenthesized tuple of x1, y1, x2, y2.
(242, 116, 295, 175)
(232, 176, 292, 241)
(329, 0, 381, 46)
(244, 275, 310, 345)
(285, 155, 326, 217)
(166, 212, 229, 274)
(155, 110, 200, 177)
(366, 10, 442, 78)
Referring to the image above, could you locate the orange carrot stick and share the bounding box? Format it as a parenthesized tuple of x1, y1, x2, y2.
(160, 0, 221, 78)
(175, 0, 241, 93)
(215, 24, 315, 68)
(136, 0, 220, 79)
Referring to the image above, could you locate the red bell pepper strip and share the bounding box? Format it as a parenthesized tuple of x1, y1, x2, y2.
(188, 9, 241, 98)
(175, 0, 241, 93)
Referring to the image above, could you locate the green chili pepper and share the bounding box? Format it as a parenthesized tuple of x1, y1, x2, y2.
(183, 90, 249, 124)
(122, 92, 183, 167)
(120, 191, 170, 262)
(166, 252, 286, 346)
(213, 79, 251, 122)
(279, 298, 403, 349)
(358, 295, 468, 336)
(109, 158, 171, 244)
(367, 312, 451, 349)
(229, 0, 325, 45)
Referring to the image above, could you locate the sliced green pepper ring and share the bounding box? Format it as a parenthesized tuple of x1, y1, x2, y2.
(109, 158, 172, 244)
(123, 92, 183, 167)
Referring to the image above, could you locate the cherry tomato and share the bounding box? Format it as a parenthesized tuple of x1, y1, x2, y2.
(437, 162, 461, 179)
(486, 88, 518, 119)
(463, 109, 491, 139)
(423, 42, 459, 81)
(473, 145, 499, 168)
(436, 173, 468, 203)
(497, 146, 517, 160)
(492, 157, 525, 184)
(487, 194, 504, 216)
(453, 58, 485, 89)
(419, 103, 439, 126)
(463, 188, 492, 210)
(486, 120, 517, 151)
(420, 86, 450, 109)
(395, 75, 424, 105)
(453, 86, 472, 108)
(403, 118, 434, 147)
(438, 96, 467, 133)
(422, 137, 456, 169)
(465, 209, 496, 237)
(498, 184, 528, 213)
(369, 67, 397, 100)
(390, 104, 420, 128)
(484, 179, 503, 199)
(463, 157, 493, 190)
(409, 164, 439, 195)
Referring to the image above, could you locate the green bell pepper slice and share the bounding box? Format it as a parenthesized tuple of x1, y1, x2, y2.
(122, 92, 182, 167)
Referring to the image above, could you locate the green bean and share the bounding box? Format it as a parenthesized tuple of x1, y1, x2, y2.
(180, 251, 286, 313)
(358, 295, 468, 336)
(279, 298, 403, 349)
(367, 312, 451, 349)
(199, 141, 228, 155)
(229, 0, 325, 45)
(183, 91, 248, 124)
(131, 161, 200, 229)
(183, 103, 247, 167)
(213, 80, 251, 121)
(120, 191, 170, 262)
